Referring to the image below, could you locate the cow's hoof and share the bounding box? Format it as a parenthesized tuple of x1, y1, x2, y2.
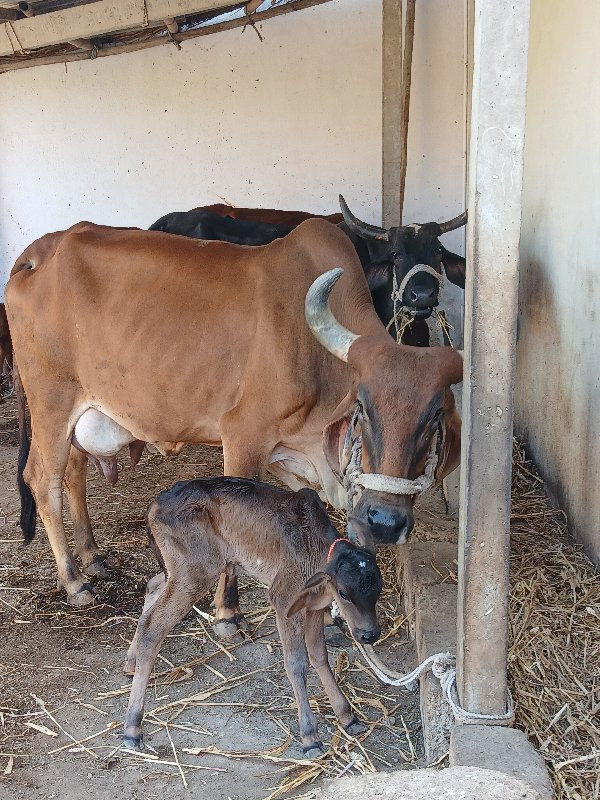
(122, 736, 141, 751)
(66, 585, 96, 607)
(82, 556, 110, 579)
(344, 718, 366, 736)
(213, 618, 243, 639)
(302, 742, 324, 759)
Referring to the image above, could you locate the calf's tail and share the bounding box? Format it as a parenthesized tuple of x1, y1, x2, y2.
(14, 365, 37, 542)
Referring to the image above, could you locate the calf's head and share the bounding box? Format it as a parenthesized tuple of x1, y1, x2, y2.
(306, 269, 463, 547)
(339, 195, 467, 319)
(287, 540, 382, 644)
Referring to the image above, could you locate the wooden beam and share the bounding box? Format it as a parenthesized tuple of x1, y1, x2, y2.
(456, 0, 530, 715)
(0, 0, 239, 56)
(0, 0, 334, 73)
(381, 0, 402, 227)
(163, 17, 178, 34)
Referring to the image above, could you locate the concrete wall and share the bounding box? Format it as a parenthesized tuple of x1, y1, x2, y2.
(516, 0, 600, 563)
(0, 0, 469, 296)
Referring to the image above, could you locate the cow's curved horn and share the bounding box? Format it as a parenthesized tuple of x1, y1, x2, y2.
(339, 195, 389, 241)
(305, 268, 360, 363)
(438, 210, 468, 234)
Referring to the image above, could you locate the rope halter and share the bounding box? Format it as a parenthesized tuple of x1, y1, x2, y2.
(339, 405, 443, 516)
(388, 263, 450, 345)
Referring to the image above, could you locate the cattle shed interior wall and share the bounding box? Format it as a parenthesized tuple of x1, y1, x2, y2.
(0, 0, 469, 295)
(516, 0, 600, 564)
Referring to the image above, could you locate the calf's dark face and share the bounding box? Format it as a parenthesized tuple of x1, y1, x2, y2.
(286, 546, 382, 645)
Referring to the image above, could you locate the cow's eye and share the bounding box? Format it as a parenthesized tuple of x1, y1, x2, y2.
(338, 590, 350, 601)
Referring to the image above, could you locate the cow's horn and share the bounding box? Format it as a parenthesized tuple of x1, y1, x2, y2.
(438, 210, 468, 234)
(339, 195, 389, 241)
(305, 268, 360, 363)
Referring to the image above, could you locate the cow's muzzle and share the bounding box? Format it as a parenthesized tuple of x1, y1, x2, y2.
(350, 492, 414, 546)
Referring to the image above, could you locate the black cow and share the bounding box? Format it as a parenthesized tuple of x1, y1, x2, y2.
(149, 210, 294, 245)
(338, 196, 467, 345)
(149, 201, 467, 346)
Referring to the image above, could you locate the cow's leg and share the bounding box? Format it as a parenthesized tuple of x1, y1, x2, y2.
(25, 432, 95, 607)
(63, 446, 110, 579)
(213, 431, 274, 637)
(212, 563, 246, 638)
(304, 610, 365, 736)
(123, 574, 203, 749)
(274, 609, 323, 757)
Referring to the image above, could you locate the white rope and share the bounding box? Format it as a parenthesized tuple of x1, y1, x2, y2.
(330, 599, 514, 726)
(355, 641, 514, 725)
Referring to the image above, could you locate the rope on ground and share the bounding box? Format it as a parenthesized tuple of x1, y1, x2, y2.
(356, 640, 515, 726)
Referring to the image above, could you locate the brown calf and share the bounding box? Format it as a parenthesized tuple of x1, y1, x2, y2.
(122, 478, 382, 756)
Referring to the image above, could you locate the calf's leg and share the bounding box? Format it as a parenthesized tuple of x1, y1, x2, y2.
(123, 573, 206, 749)
(123, 572, 166, 675)
(304, 610, 365, 735)
(64, 446, 109, 578)
(275, 611, 323, 758)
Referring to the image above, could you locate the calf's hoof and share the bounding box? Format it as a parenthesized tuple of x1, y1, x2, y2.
(302, 741, 324, 759)
(82, 556, 111, 579)
(66, 583, 96, 607)
(122, 736, 142, 751)
(122, 659, 136, 677)
(344, 718, 366, 737)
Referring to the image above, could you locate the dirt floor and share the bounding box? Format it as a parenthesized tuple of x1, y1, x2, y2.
(0, 395, 452, 800)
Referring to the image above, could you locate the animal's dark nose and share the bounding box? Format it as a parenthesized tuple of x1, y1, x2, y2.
(366, 506, 413, 544)
(409, 286, 437, 306)
(360, 628, 381, 645)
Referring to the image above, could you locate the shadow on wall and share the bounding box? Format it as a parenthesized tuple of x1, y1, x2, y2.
(516, 245, 600, 566)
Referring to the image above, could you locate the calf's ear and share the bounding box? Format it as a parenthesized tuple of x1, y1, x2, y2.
(286, 573, 331, 618)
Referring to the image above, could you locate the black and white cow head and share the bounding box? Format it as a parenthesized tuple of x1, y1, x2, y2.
(339, 195, 467, 326)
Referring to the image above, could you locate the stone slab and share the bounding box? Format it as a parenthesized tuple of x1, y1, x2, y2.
(320, 765, 545, 800)
(450, 725, 554, 800)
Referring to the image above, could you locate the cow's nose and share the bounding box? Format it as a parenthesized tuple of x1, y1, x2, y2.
(360, 628, 381, 645)
(410, 287, 436, 305)
(366, 506, 413, 545)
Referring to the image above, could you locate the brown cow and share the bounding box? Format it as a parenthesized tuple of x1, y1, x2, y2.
(122, 478, 382, 754)
(6, 219, 462, 611)
(198, 203, 343, 226)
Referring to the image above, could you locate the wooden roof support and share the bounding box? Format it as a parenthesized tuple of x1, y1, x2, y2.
(163, 17, 178, 34)
(0, 0, 239, 57)
(0, 0, 333, 73)
(456, 0, 531, 716)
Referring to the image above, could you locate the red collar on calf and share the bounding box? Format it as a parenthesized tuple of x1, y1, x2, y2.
(326, 537, 352, 563)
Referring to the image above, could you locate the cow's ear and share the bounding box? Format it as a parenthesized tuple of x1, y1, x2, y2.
(322, 392, 355, 479)
(437, 389, 461, 480)
(286, 573, 331, 618)
(441, 248, 466, 288)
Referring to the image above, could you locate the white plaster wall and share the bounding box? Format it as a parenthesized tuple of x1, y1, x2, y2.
(0, 0, 469, 299)
(516, 0, 600, 563)
(0, 0, 383, 289)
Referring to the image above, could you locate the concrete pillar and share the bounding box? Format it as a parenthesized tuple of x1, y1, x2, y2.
(457, 0, 530, 714)
(381, 0, 402, 227)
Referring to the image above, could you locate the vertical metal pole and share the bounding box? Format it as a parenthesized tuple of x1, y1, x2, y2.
(382, 0, 402, 227)
(457, 0, 530, 714)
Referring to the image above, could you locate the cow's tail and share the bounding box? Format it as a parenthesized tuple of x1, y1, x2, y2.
(14, 365, 37, 543)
